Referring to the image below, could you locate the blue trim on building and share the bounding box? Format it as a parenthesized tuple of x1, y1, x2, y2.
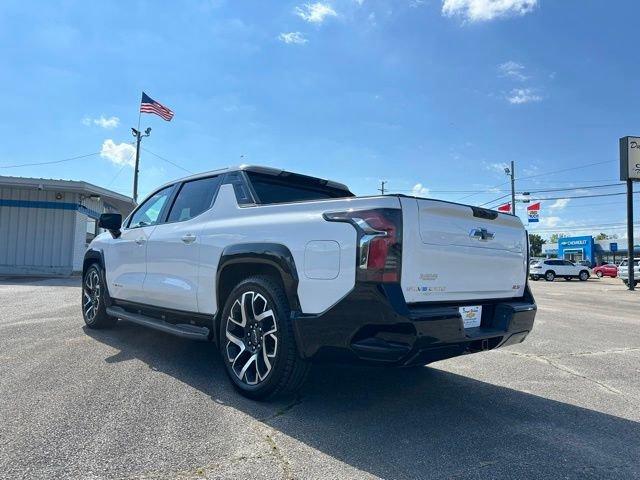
(0, 199, 102, 219)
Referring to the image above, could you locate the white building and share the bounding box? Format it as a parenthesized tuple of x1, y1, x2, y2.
(0, 176, 134, 276)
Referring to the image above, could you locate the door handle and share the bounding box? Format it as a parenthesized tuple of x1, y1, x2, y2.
(181, 233, 197, 244)
(135, 236, 146, 245)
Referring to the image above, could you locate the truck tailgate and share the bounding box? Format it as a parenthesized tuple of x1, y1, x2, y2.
(400, 197, 528, 303)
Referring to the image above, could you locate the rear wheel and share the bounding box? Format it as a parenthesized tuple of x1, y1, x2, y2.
(578, 270, 589, 281)
(82, 264, 117, 329)
(530, 275, 539, 281)
(545, 271, 555, 282)
(219, 275, 309, 400)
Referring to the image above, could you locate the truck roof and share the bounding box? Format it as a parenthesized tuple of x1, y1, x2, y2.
(170, 165, 351, 193)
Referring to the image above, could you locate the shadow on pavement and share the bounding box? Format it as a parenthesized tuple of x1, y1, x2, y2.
(85, 321, 640, 479)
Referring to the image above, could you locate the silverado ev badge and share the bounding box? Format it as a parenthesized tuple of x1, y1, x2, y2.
(469, 227, 495, 241)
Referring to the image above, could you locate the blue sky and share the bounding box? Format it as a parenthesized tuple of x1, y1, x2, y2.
(0, 0, 638, 239)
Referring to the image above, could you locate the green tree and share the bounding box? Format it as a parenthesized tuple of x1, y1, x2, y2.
(528, 233, 546, 256)
(549, 233, 567, 243)
(595, 232, 609, 240)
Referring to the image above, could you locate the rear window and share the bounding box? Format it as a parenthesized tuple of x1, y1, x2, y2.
(246, 171, 353, 205)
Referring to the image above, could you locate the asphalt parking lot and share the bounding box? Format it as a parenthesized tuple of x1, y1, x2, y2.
(1, 277, 639, 480)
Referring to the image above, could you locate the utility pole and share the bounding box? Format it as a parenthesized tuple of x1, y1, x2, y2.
(505, 161, 516, 215)
(379, 180, 386, 195)
(131, 127, 152, 204)
(510, 160, 516, 215)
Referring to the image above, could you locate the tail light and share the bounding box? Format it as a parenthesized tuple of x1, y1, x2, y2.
(323, 208, 402, 283)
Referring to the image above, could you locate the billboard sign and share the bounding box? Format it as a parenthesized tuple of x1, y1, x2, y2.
(620, 136, 640, 181)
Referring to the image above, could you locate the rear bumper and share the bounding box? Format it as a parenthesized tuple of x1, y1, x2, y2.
(292, 283, 536, 365)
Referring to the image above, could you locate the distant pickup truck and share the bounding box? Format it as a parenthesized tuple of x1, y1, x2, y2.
(82, 165, 537, 399)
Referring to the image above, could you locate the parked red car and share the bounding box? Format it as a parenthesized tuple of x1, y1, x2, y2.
(592, 263, 618, 278)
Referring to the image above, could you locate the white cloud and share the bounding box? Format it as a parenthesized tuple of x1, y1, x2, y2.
(507, 88, 542, 104)
(83, 115, 120, 129)
(498, 61, 528, 81)
(412, 183, 430, 196)
(537, 216, 561, 228)
(485, 162, 509, 174)
(295, 2, 337, 23)
(442, 0, 537, 22)
(100, 139, 136, 167)
(548, 198, 570, 211)
(278, 31, 308, 44)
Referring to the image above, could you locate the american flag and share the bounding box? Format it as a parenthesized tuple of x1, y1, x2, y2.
(140, 92, 174, 121)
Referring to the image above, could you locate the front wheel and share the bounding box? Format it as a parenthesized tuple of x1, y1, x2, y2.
(596, 271, 603, 278)
(578, 270, 589, 281)
(220, 275, 309, 400)
(82, 264, 117, 329)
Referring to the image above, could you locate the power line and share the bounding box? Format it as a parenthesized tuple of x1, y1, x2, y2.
(141, 147, 194, 174)
(478, 193, 511, 207)
(0, 152, 101, 169)
(520, 183, 623, 194)
(514, 159, 616, 182)
(530, 222, 640, 232)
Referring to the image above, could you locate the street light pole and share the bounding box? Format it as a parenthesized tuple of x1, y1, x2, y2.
(131, 127, 151, 204)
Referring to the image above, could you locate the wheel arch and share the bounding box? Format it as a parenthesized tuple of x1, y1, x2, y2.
(82, 248, 113, 306)
(214, 243, 300, 342)
(83, 248, 104, 277)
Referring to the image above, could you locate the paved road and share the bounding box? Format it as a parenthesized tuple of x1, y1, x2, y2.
(1, 277, 639, 479)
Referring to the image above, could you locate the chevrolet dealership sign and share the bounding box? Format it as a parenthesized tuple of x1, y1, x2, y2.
(620, 136, 640, 181)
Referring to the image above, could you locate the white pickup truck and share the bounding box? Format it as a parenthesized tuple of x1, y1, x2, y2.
(83, 165, 536, 399)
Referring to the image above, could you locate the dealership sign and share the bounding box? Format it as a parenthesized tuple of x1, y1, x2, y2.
(620, 136, 640, 181)
(527, 202, 540, 223)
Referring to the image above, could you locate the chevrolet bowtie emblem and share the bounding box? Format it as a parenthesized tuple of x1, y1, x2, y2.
(470, 228, 495, 241)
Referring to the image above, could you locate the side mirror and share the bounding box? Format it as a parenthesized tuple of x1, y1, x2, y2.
(98, 213, 122, 237)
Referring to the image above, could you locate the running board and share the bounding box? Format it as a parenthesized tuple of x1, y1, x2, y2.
(106, 306, 210, 341)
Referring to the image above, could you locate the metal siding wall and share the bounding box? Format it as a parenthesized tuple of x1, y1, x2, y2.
(0, 187, 76, 274)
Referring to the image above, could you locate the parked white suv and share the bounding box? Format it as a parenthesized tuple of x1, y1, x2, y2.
(82, 165, 536, 399)
(529, 259, 590, 282)
(618, 258, 640, 287)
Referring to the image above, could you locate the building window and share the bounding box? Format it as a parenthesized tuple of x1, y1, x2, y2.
(86, 218, 97, 244)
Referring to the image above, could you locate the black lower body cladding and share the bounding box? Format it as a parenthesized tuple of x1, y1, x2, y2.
(292, 283, 536, 366)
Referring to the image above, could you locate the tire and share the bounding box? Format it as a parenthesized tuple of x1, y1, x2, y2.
(82, 264, 117, 329)
(219, 275, 310, 400)
(578, 270, 589, 281)
(596, 271, 603, 278)
(530, 275, 539, 281)
(623, 280, 629, 286)
(545, 271, 555, 282)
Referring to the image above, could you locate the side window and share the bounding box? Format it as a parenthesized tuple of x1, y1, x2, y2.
(167, 176, 221, 222)
(128, 186, 174, 228)
(564, 260, 574, 266)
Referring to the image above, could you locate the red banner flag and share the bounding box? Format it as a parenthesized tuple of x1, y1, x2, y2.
(497, 203, 511, 213)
